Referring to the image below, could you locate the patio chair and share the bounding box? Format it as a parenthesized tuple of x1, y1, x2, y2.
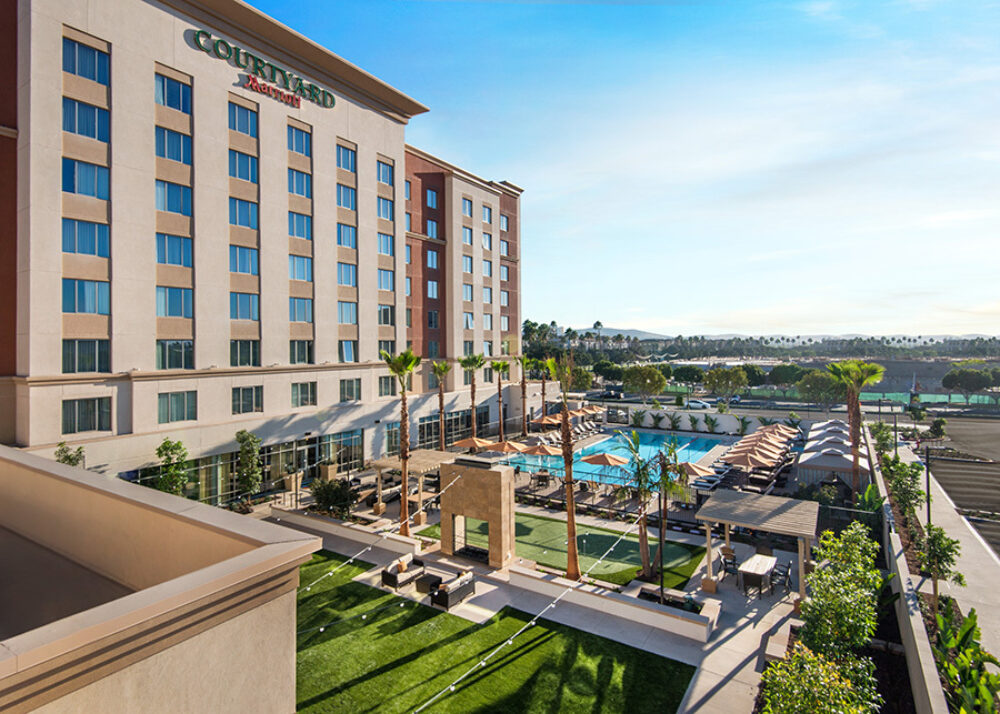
(720, 555, 739, 582)
(755, 543, 773, 557)
(770, 562, 792, 594)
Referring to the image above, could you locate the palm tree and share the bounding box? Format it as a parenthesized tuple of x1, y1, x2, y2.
(491, 359, 511, 441)
(381, 348, 421, 537)
(593, 320, 603, 343)
(517, 355, 529, 436)
(459, 353, 486, 439)
(827, 360, 885, 499)
(618, 429, 654, 579)
(432, 361, 452, 451)
(538, 357, 549, 417)
(655, 441, 689, 602)
(545, 357, 581, 580)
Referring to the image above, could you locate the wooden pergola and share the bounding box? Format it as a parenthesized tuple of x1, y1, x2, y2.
(695, 489, 819, 601)
(370, 449, 457, 525)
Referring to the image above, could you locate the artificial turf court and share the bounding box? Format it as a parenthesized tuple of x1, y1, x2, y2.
(297, 550, 695, 713)
(417, 512, 705, 587)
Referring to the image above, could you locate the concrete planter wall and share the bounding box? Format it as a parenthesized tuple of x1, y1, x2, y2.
(508, 565, 719, 643)
(622, 410, 817, 436)
(270, 506, 421, 556)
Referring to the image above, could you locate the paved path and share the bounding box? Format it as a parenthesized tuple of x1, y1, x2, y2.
(898, 447, 1000, 656)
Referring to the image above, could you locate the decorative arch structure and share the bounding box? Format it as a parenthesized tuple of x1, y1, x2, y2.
(438, 460, 516, 570)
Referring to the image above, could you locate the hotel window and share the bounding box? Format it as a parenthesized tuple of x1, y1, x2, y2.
(377, 304, 395, 326)
(157, 339, 193, 370)
(462, 255, 473, 273)
(156, 180, 191, 215)
(500, 240, 510, 257)
(289, 212, 312, 239)
(463, 340, 474, 356)
(426, 189, 438, 209)
(405, 277, 411, 296)
(340, 378, 361, 402)
(406, 309, 412, 327)
(404, 180, 411, 200)
(338, 300, 358, 324)
(483, 260, 493, 277)
(63, 98, 109, 142)
(336, 145, 356, 172)
(463, 312, 474, 329)
(483, 205, 492, 223)
(155, 74, 191, 113)
(463, 283, 473, 301)
(157, 127, 192, 165)
(378, 340, 396, 355)
(405, 244, 411, 264)
(62, 279, 109, 314)
(156, 286, 193, 318)
(62, 397, 111, 434)
(228, 150, 258, 183)
(483, 233, 492, 250)
(377, 197, 394, 221)
(64, 219, 109, 258)
(377, 232, 394, 256)
(338, 340, 358, 363)
(232, 386, 263, 415)
(229, 245, 259, 275)
(63, 339, 110, 374)
(500, 290, 510, 306)
(483, 313, 493, 330)
(62, 38, 109, 85)
(500, 214, 509, 231)
(289, 340, 314, 364)
(378, 269, 395, 291)
(484, 367, 493, 383)
(377, 161, 393, 184)
(337, 224, 357, 248)
(288, 168, 311, 197)
(289, 298, 313, 323)
(63, 159, 109, 200)
(287, 126, 311, 156)
(158, 391, 197, 424)
(427, 310, 439, 329)
(230, 339, 260, 367)
(291, 382, 317, 408)
(428, 341, 439, 358)
(338, 263, 357, 287)
(288, 255, 313, 281)
(464, 370, 472, 386)
(405, 213, 411, 231)
(426, 219, 438, 239)
(501, 315, 510, 331)
(229, 198, 258, 228)
(500, 265, 509, 281)
(228, 103, 258, 137)
(427, 281, 439, 299)
(426, 250, 439, 269)
(230, 292, 259, 320)
(337, 184, 356, 210)
(379, 375, 396, 397)
(462, 227, 473, 245)
(484, 340, 494, 356)
(462, 198, 473, 217)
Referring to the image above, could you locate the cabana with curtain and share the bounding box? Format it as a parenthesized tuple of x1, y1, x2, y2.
(795, 448, 870, 488)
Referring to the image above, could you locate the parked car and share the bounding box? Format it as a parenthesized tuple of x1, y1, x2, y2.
(686, 399, 712, 409)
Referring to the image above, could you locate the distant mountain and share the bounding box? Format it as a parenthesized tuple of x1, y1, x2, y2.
(572, 328, 670, 340)
(568, 329, 998, 342)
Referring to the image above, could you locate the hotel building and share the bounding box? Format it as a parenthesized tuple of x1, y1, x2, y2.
(3, 0, 535, 500)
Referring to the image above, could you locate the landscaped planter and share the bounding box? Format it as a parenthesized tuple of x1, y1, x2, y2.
(270, 505, 421, 556)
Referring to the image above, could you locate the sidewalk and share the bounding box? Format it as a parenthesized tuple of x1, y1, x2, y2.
(898, 447, 1000, 656)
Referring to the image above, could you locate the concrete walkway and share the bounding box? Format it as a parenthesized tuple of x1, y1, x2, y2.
(898, 446, 1000, 656)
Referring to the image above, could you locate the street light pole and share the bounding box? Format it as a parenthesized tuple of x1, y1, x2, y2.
(925, 445, 932, 528)
(893, 413, 898, 457)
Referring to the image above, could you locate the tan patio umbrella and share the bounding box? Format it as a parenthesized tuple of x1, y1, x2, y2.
(761, 424, 797, 437)
(725, 451, 773, 469)
(493, 440, 529, 453)
(452, 436, 496, 450)
(677, 461, 715, 479)
(524, 443, 563, 456)
(584, 405, 604, 414)
(580, 452, 628, 467)
(532, 414, 561, 425)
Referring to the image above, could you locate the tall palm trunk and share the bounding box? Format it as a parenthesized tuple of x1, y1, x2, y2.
(399, 388, 410, 537)
(497, 373, 505, 441)
(521, 369, 527, 437)
(541, 375, 547, 417)
(470, 375, 478, 440)
(437, 380, 446, 452)
(848, 390, 861, 499)
(638, 510, 651, 578)
(561, 403, 581, 580)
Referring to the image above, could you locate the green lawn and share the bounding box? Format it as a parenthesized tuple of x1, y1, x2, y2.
(297, 550, 695, 713)
(417, 512, 705, 587)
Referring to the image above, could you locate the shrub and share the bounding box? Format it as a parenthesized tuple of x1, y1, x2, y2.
(736, 416, 752, 436)
(761, 644, 871, 714)
(703, 415, 719, 434)
(687, 414, 700, 432)
(667, 413, 682, 430)
(630, 409, 646, 427)
(674, 394, 683, 407)
(868, 422, 893, 456)
(928, 417, 947, 439)
(54, 441, 85, 467)
(311, 479, 356, 519)
(651, 413, 665, 429)
(934, 609, 1000, 713)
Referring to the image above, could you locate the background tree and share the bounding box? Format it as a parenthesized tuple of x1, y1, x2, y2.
(234, 429, 263, 497)
(491, 359, 511, 440)
(703, 366, 748, 408)
(921, 524, 965, 624)
(672, 365, 704, 384)
(593, 320, 603, 341)
(570, 365, 593, 391)
(941, 367, 992, 404)
(796, 369, 847, 414)
(761, 643, 875, 714)
(622, 364, 667, 404)
(545, 356, 581, 580)
(459, 353, 486, 439)
(742, 363, 767, 387)
(433, 361, 452, 450)
(382, 348, 422, 537)
(155, 438, 189, 496)
(311, 479, 355, 519)
(768, 363, 807, 392)
(655, 363, 672, 381)
(54, 441, 85, 468)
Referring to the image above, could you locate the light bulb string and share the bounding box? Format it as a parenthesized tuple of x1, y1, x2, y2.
(296, 599, 415, 636)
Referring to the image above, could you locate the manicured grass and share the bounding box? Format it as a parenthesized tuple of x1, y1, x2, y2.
(417, 512, 705, 587)
(297, 550, 695, 713)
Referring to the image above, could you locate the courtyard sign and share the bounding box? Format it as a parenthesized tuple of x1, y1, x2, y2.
(193, 30, 335, 109)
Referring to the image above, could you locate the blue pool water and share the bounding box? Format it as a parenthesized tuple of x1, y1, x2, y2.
(503, 431, 725, 486)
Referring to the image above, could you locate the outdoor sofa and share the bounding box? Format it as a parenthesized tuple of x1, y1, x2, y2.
(381, 553, 425, 589)
(430, 571, 475, 609)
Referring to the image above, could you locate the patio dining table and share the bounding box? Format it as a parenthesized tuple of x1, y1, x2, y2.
(738, 553, 777, 598)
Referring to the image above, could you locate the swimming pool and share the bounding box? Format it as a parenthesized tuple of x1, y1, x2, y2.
(502, 431, 726, 486)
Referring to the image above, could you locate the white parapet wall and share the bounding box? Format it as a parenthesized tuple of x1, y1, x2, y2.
(270, 506, 421, 556)
(508, 565, 719, 643)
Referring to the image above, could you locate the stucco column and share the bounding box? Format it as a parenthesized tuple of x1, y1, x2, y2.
(797, 536, 807, 601)
(441, 513, 455, 556)
(372, 469, 386, 516)
(701, 523, 717, 593)
(412, 473, 426, 526)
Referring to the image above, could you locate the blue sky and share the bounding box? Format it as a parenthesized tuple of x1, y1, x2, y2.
(253, 0, 1000, 336)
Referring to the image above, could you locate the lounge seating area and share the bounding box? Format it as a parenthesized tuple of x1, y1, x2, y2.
(429, 571, 475, 609)
(381, 554, 426, 589)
